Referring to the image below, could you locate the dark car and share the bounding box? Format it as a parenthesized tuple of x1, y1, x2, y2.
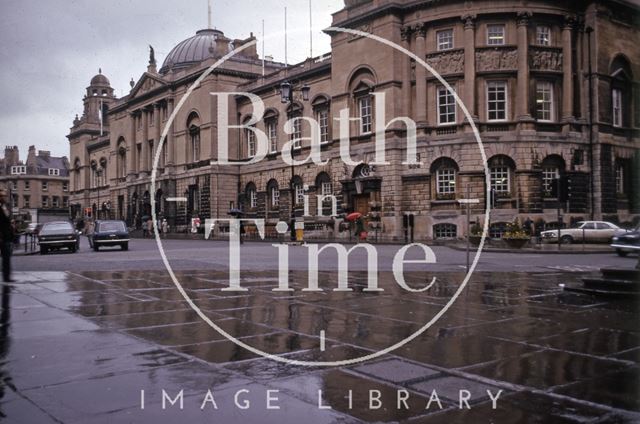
(611, 225, 640, 257)
(38, 221, 79, 255)
(89, 220, 129, 251)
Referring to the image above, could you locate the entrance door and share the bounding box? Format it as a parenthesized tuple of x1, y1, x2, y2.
(354, 194, 370, 215)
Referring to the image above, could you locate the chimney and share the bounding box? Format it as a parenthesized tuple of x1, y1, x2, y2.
(26, 145, 37, 167)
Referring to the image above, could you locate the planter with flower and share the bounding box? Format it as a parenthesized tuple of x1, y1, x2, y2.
(502, 219, 531, 249)
(469, 223, 484, 246)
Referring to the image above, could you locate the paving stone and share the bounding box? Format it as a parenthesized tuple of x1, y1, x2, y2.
(352, 358, 440, 383)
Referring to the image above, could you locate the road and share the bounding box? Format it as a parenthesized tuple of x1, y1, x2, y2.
(13, 236, 634, 273)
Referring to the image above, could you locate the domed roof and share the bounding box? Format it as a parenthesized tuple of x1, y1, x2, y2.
(90, 70, 110, 86)
(161, 29, 227, 74)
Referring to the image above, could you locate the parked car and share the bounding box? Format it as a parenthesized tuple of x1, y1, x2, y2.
(89, 220, 130, 251)
(38, 221, 80, 254)
(611, 225, 640, 257)
(540, 221, 626, 244)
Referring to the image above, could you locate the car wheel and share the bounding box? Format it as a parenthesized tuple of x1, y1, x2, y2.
(70, 245, 77, 253)
(561, 235, 573, 244)
(616, 249, 629, 257)
(40, 247, 47, 255)
(122, 243, 128, 251)
(93, 245, 99, 252)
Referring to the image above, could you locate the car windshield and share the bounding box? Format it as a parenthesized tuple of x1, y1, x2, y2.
(42, 223, 73, 232)
(98, 222, 126, 232)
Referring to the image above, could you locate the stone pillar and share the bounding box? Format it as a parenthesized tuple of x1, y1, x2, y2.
(462, 15, 477, 120)
(516, 11, 532, 121)
(128, 112, 137, 177)
(401, 26, 412, 119)
(414, 24, 427, 124)
(140, 108, 150, 174)
(154, 103, 162, 168)
(167, 99, 175, 166)
(562, 15, 575, 122)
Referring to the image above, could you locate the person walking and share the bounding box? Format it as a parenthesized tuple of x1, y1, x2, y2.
(161, 219, 169, 238)
(0, 189, 15, 283)
(147, 218, 154, 237)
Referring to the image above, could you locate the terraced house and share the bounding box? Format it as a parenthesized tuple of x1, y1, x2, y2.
(68, 0, 640, 241)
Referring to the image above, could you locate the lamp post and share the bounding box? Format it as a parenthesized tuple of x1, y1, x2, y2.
(280, 81, 310, 241)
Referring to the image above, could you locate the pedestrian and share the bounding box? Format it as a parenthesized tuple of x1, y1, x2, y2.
(0, 189, 15, 283)
(161, 219, 169, 238)
(142, 218, 148, 238)
(147, 218, 154, 237)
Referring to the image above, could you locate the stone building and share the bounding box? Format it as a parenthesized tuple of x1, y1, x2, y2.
(0, 145, 70, 218)
(68, 0, 639, 241)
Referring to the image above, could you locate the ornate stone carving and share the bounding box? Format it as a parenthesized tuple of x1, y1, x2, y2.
(462, 14, 476, 30)
(529, 48, 563, 71)
(475, 48, 517, 72)
(400, 25, 412, 42)
(563, 14, 577, 29)
(516, 11, 533, 27)
(413, 23, 427, 38)
(426, 50, 464, 75)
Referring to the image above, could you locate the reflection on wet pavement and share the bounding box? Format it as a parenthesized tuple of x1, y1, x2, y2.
(0, 269, 638, 423)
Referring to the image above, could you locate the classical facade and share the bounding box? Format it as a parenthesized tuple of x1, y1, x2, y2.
(0, 145, 70, 216)
(69, 0, 639, 241)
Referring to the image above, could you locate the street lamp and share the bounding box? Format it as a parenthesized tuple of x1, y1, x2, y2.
(280, 81, 310, 241)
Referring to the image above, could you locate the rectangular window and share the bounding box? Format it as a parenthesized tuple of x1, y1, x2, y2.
(290, 117, 302, 149)
(487, 24, 505, 45)
(536, 81, 554, 121)
(437, 29, 454, 51)
(42, 196, 49, 208)
(616, 164, 625, 194)
(295, 185, 305, 205)
(542, 167, 559, 194)
(321, 182, 332, 197)
(434, 223, 457, 239)
(63, 196, 69, 208)
(487, 81, 508, 121)
(52, 196, 59, 208)
(42, 181, 48, 192)
(536, 26, 551, 46)
(62, 182, 68, 192)
(358, 96, 372, 134)
(437, 86, 456, 125)
(317, 109, 329, 144)
(612, 88, 622, 127)
(249, 190, 257, 209)
(23, 195, 30, 208)
(48, 168, 60, 176)
(191, 131, 200, 162)
(437, 169, 457, 194)
(267, 121, 277, 153)
(24, 181, 30, 191)
(491, 167, 510, 193)
(271, 188, 280, 208)
(10, 166, 26, 175)
(246, 128, 256, 158)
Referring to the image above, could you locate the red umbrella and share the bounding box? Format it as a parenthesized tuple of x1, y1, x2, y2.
(346, 212, 362, 222)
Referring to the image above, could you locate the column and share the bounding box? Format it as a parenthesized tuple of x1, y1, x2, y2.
(140, 108, 150, 174)
(167, 99, 175, 166)
(562, 15, 575, 122)
(414, 24, 427, 124)
(128, 111, 137, 176)
(154, 103, 162, 168)
(516, 11, 532, 121)
(401, 26, 412, 118)
(462, 15, 477, 119)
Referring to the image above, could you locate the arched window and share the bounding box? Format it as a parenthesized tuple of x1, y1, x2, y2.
(73, 158, 81, 191)
(610, 55, 633, 128)
(349, 67, 376, 136)
(117, 138, 127, 179)
(291, 175, 304, 205)
(244, 118, 257, 158)
(430, 157, 459, 199)
(245, 182, 257, 210)
(99, 157, 107, 187)
(187, 112, 201, 162)
(266, 179, 279, 210)
(90, 160, 97, 188)
(488, 155, 516, 196)
(286, 103, 303, 149)
(541, 155, 566, 197)
(433, 223, 457, 239)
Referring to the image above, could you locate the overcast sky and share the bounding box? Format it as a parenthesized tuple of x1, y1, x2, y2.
(0, 0, 344, 159)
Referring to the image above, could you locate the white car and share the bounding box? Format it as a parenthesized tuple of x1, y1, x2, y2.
(541, 221, 626, 244)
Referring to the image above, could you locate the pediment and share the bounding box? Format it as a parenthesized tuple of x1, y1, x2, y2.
(129, 73, 167, 99)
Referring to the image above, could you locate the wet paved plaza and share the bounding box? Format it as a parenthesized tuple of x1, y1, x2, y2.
(0, 269, 639, 423)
